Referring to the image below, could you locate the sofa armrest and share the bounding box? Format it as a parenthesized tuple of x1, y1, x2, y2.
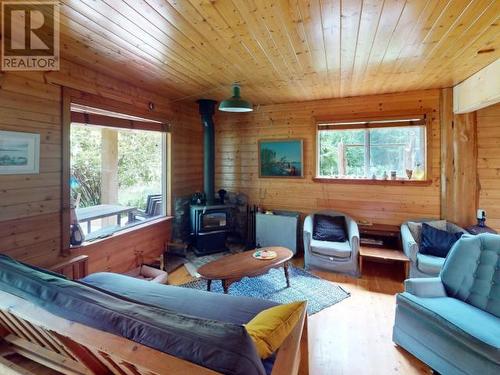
(345, 216, 360, 256)
(404, 278, 447, 298)
(401, 224, 419, 262)
(303, 215, 313, 253)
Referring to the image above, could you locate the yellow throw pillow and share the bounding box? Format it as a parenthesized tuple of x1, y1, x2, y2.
(245, 301, 306, 359)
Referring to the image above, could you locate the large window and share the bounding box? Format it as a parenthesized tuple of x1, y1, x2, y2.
(70, 106, 167, 242)
(316, 117, 427, 181)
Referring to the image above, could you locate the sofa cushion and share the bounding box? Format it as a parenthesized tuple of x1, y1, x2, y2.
(397, 292, 500, 363)
(0, 255, 266, 375)
(441, 234, 500, 318)
(416, 253, 445, 276)
(420, 223, 463, 258)
(407, 220, 447, 245)
(312, 214, 347, 242)
(82, 272, 279, 324)
(310, 239, 351, 258)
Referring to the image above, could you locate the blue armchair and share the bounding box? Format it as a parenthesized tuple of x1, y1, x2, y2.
(303, 211, 359, 276)
(401, 219, 465, 278)
(393, 234, 500, 375)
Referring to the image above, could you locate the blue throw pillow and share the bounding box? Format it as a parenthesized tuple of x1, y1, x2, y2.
(312, 214, 347, 242)
(420, 223, 463, 258)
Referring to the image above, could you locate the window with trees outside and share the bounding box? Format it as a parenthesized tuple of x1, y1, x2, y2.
(316, 116, 427, 182)
(70, 106, 167, 243)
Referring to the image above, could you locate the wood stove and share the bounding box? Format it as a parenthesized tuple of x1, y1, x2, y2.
(190, 204, 232, 255)
(189, 99, 235, 255)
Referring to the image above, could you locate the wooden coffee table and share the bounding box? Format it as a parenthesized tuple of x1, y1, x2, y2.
(197, 247, 293, 294)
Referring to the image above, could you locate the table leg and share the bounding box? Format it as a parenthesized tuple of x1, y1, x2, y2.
(222, 280, 229, 294)
(284, 262, 290, 287)
(359, 255, 363, 277)
(117, 214, 121, 225)
(222, 280, 230, 294)
(404, 262, 409, 279)
(87, 221, 91, 233)
(207, 280, 212, 292)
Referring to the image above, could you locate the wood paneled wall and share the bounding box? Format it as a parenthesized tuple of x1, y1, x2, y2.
(477, 103, 500, 232)
(0, 72, 62, 267)
(0, 61, 202, 269)
(215, 90, 442, 226)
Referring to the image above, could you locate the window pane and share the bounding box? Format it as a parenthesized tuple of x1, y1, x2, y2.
(70, 124, 165, 242)
(369, 126, 425, 178)
(318, 129, 365, 177)
(317, 125, 426, 180)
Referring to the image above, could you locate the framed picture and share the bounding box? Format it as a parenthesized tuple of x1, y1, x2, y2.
(0, 130, 40, 174)
(258, 139, 304, 178)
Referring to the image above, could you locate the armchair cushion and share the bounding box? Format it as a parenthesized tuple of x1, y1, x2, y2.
(310, 239, 351, 258)
(397, 293, 500, 363)
(312, 214, 347, 242)
(420, 223, 463, 258)
(416, 253, 445, 276)
(407, 220, 447, 245)
(404, 278, 447, 298)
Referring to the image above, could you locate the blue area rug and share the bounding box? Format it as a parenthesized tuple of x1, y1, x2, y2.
(180, 265, 350, 315)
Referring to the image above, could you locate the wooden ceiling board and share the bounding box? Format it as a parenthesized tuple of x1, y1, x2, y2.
(62, 0, 210, 91)
(25, 0, 499, 104)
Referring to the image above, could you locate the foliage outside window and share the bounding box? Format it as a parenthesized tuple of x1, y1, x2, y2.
(317, 119, 427, 181)
(70, 123, 165, 241)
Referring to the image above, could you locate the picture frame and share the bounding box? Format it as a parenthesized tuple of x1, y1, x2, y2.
(258, 139, 304, 178)
(0, 130, 40, 174)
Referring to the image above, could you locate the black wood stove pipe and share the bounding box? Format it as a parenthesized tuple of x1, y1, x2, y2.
(197, 99, 217, 205)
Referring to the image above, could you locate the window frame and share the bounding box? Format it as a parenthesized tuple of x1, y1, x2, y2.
(62, 88, 172, 252)
(313, 112, 432, 186)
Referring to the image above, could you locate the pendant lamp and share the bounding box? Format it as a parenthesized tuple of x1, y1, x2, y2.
(218, 84, 253, 112)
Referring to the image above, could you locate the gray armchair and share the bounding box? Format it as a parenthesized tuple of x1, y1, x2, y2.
(401, 219, 466, 278)
(303, 210, 359, 276)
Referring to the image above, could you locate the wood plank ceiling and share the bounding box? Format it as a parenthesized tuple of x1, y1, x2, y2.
(57, 0, 499, 104)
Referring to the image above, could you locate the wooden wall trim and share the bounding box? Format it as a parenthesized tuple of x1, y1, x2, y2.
(440, 88, 453, 220)
(70, 112, 167, 132)
(440, 88, 478, 227)
(61, 88, 71, 254)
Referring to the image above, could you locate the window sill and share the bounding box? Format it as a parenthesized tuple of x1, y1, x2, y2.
(313, 177, 433, 186)
(69, 216, 173, 250)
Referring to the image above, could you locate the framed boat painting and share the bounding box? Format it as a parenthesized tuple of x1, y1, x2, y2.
(258, 139, 304, 178)
(0, 131, 40, 174)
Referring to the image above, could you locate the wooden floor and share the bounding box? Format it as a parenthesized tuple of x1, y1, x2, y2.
(4, 256, 431, 375)
(168, 257, 431, 375)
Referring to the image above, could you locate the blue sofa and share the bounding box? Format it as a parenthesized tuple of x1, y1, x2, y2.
(0, 255, 279, 375)
(393, 234, 500, 374)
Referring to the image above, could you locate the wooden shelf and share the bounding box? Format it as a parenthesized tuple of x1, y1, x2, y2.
(313, 177, 433, 186)
(359, 246, 410, 279)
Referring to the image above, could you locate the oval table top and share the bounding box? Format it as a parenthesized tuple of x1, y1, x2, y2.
(197, 247, 293, 281)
